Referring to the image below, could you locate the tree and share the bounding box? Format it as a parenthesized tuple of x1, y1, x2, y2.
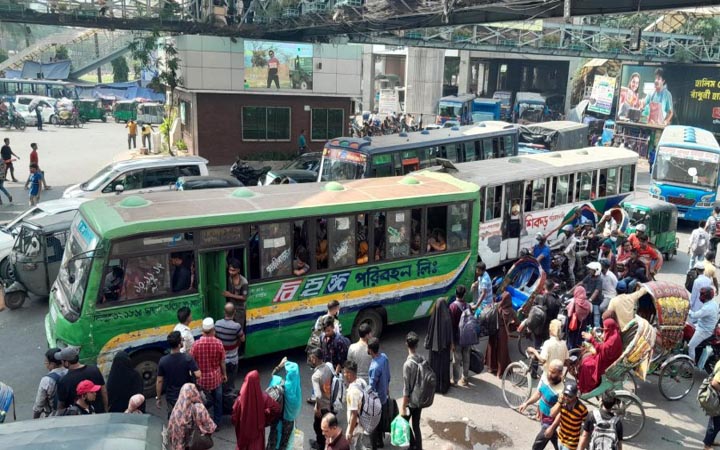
(129, 32, 182, 105)
(54, 45, 69, 61)
(111, 57, 129, 82)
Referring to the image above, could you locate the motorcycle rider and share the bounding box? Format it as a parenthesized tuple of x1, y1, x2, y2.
(550, 224, 578, 285)
(688, 286, 718, 363)
(627, 223, 647, 250)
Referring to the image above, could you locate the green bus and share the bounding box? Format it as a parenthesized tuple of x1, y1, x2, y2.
(46, 173, 479, 394)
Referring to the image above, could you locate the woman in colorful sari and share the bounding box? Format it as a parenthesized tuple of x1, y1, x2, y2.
(167, 383, 217, 450)
(267, 360, 302, 450)
(232, 370, 281, 450)
(425, 297, 454, 393)
(566, 285, 592, 349)
(577, 318, 623, 393)
(485, 291, 518, 378)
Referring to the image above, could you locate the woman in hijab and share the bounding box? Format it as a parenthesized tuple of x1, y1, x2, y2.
(167, 383, 217, 450)
(106, 350, 144, 413)
(485, 291, 517, 378)
(425, 297, 453, 393)
(232, 370, 281, 450)
(267, 360, 302, 450)
(566, 285, 592, 349)
(124, 394, 145, 414)
(577, 318, 623, 393)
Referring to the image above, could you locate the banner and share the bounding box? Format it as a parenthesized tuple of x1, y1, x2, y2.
(378, 89, 400, 116)
(244, 40, 313, 90)
(587, 75, 616, 116)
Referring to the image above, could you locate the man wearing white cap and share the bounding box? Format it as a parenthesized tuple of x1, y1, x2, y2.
(190, 317, 227, 426)
(577, 262, 603, 328)
(691, 262, 715, 312)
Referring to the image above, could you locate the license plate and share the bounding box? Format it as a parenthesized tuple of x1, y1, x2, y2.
(678, 212, 685, 218)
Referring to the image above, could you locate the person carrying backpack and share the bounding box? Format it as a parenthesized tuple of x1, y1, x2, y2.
(343, 360, 374, 450)
(577, 392, 623, 450)
(32, 347, 67, 418)
(401, 331, 435, 450)
(448, 285, 471, 386)
(705, 207, 720, 265)
(690, 221, 711, 271)
(700, 360, 720, 450)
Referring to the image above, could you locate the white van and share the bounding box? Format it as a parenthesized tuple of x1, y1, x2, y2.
(14, 95, 57, 124)
(63, 155, 209, 199)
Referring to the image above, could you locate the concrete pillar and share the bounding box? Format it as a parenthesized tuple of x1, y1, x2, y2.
(404, 47, 444, 119)
(361, 45, 375, 112)
(457, 50, 471, 95)
(564, 58, 581, 115)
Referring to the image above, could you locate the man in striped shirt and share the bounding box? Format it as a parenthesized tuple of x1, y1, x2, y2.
(215, 302, 244, 391)
(551, 380, 588, 450)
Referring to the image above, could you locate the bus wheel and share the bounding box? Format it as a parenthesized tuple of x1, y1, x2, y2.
(352, 308, 384, 341)
(131, 350, 162, 398)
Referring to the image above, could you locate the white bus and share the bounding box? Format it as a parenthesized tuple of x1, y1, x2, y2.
(426, 147, 639, 268)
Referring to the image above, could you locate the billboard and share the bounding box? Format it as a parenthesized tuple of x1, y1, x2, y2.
(244, 40, 313, 90)
(587, 75, 616, 116)
(616, 64, 720, 134)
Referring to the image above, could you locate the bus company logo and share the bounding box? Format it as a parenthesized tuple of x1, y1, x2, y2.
(273, 280, 303, 303)
(274, 272, 352, 302)
(324, 272, 351, 294)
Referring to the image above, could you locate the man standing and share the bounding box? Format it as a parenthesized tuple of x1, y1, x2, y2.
(321, 412, 351, 450)
(156, 331, 201, 418)
(321, 315, 349, 373)
(691, 263, 715, 312)
(599, 259, 618, 314)
(577, 392, 623, 450)
(141, 123, 154, 150)
(169, 253, 191, 293)
(690, 221, 711, 271)
(126, 119, 137, 150)
(26, 164, 42, 206)
(27, 143, 49, 190)
(343, 360, 369, 450)
(552, 380, 588, 450)
(533, 233, 552, 275)
(309, 348, 333, 450)
(519, 359, 565, 450)
(215, 302, 244, 390)
(643, 67, 673, 126)
(55, 347, 108, 414)
(173, 306, 195, 354)
(267, 50, 280, 89)
(550, 225, 577, 285)
(314, 299, 342, 334)
(62, 380, 102, 416)
(368, 337, 391, 450)
(298, 129, 307, 155)
(29, 98, 43, 131)
(579, 262, 604, 328)
(0, 158, 11, 205)
(706, 208, 720, 262)
(1, 137, 19, 182)
(401, 332, 424, 450)
(347, 323, 372, 383)
(471, 262, 493, 309)
(448, 285, 470, 386)
(32, 348, 66, 418)
(703, 359, 720, 450)
(190, 317, 227, 426)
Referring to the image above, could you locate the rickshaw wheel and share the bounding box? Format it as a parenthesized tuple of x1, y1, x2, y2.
(659, 355, 695, 401)
(613, 392, 645, 440)
(501, 361, 532, 409)
(5, 290, 26, 310)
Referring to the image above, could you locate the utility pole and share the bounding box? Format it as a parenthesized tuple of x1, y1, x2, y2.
(94, 32, 101, 83)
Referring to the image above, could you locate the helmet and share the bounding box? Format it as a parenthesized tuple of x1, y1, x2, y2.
(561, 224, 574, 233)
(586, 262, 602, 273)
(636, 224, 647, 232)
(535, 232, 545, 242)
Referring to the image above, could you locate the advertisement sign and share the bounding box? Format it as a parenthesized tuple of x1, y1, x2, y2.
(617, 64, 720, 134)
(378, 89, 401, 116)
(244, 40, 313, 90)
(587, 75, 616, 116)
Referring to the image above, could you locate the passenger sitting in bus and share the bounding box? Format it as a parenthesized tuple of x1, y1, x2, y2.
(427, 229, 447, 252)
(357, 241, 369, 265)
(317, 220, 328, 269)
(102, 266, 124, 302)
(170, 252, 192, 293)
(374, 215, 386, 261)
(410, 233, 422, 255)
(293, 246, 310, 276)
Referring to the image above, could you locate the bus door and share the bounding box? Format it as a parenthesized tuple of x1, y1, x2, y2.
(199, 251, 226, 320)
(502, 182, 524, 261)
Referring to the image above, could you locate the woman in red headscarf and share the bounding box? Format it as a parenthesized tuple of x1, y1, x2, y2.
(485, 291, 518, 378)
(577, 318, 623, 393)
(232, 370, 281, 450)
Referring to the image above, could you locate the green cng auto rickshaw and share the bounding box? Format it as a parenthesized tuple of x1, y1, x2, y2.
(113, 100, 138, 123)
(621, 197, 679, 260)
(77, 98, 106, 122)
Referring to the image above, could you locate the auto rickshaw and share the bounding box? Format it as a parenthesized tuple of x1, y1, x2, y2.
(76, 98, 106, 122)
(113, 100, 138, 123)
(621, 197, 679, 260)
(136, 102, 165, 124)
(3, 211, 76, 310)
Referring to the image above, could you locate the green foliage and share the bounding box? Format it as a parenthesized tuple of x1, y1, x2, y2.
(129, 32, 182, 104)
(175, 139, 188, 151)
(55, 45, 69, 61)
(111, 57, 129, 82)
(251, 50, 268, 68)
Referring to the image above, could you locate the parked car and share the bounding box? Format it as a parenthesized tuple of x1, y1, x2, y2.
(63, 155, 209, 199)
(0, 198, 88, 280)
(258, 152, 322, 185)
(175, 175, 243, 190)
(14, 95, 57, 124)
(10, 103, 37, 126)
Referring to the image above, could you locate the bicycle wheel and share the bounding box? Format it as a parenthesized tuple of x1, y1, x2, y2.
(613, 392, 645, 440)
(502, 361, 532, 409)
(658, 355, 695, 401)
(621, 372, 637, 394)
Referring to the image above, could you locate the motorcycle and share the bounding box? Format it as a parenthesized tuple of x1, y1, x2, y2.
(0, 111, 26, 131)
(684, 321, 720, 374)
(55, 108, 83, 128)
(230, 157, 271, 186)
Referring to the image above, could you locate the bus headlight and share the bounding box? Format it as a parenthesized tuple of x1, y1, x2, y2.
(698, 194, 715, 207)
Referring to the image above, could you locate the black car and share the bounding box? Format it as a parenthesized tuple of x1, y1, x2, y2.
(175, 175, 244, 190)
(259, 152, 322, 185)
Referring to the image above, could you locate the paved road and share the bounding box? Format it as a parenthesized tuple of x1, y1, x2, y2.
(0, 127, 710, 449)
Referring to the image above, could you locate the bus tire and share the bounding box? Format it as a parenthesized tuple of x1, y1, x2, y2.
(352, 308, 384, 341)
(131, 350, 163, 398)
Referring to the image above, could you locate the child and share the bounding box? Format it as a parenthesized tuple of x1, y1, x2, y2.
(26, 163, 42, 206)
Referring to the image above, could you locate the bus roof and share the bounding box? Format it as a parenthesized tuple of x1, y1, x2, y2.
(81, 172, 479, 239)
(658, 125, 720, 151)
(521, 120, 586, 132)
(427, 147, 638, 187)
(439, 94, 476, 104)
(326, 121, 518, 155)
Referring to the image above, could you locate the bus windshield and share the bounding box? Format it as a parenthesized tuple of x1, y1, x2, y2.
(438, 102, 461, 118)
(653, 146, 720, 190)
(57, 215, 98, 320)
(320, 147, 367, 181)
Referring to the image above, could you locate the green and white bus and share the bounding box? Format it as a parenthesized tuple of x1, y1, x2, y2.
(46, 173, 479, 393)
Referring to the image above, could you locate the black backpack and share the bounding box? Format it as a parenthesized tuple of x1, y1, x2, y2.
(686, 267, 702, 292)
(479, 304, 500, 336)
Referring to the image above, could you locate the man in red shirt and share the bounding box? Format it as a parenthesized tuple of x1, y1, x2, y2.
(627, 223, 646, 250)
(637, 234, 662, 275)
(27, 143, 49, 190)
(266, 50, 280, 89)
(190, 317, 227, 426)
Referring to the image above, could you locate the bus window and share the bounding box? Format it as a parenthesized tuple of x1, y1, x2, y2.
(605, 167, 619, 196)
(330, 216, 356, 268)
(104, 254, 175, 305)
(577, 171, 593, 201)
(465, 140, 478, 161)
(356, 214, 369, 265)
(292, 220, 309, 276)
(260, 222, 292, 279)
(531, 178, 547, 211)
(371, 154, 393, 178)
(418, 148, 434, 169)
(552, 175, 570, 206)
(411, 208, 423, 255)
(447, 203, 470, 250)
(478, 187, 486, 221)
(387, 209, 411, 258)
(568, 174, 575, 203)
(316, 219, 328, 270)
(620, 165, 635, 193)
(399, 150, 420, 174)
(503, 135, 515, 156)
(482, 138, 497, 159)
(486, 185, 503, 221)
(372, 212, 386, 261)
(441, 144, 459, 162)
(427, 206, 448, 252)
